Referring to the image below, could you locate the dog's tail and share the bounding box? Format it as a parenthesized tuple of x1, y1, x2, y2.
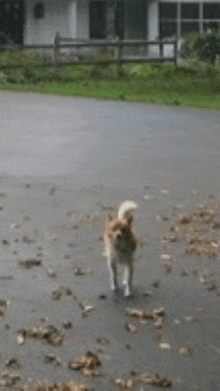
(118, 200, 137, 220)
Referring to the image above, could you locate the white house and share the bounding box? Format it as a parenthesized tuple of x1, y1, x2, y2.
(1, 0, 220, 48)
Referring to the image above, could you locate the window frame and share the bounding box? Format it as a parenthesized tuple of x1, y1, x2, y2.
(159, 1, 220, 39)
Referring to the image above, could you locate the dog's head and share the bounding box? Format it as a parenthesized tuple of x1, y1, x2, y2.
(106, 215, 136, 252)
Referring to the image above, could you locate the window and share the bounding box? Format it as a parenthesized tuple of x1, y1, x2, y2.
(181, 3, 199, 19)
(0, 1, 25, 44)
(203, 21, 220, 31)
(160, 21, 177, 38)
(181, 22, 199, 36)
(89, 1, 107, 39)
(159, 2, 178, 39)
(33, 1, 44, 19)
(159, 2, 220, 39)
(203, 3, 220, 19)
(160, 2, 177, 19)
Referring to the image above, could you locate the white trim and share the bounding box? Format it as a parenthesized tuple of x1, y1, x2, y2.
(69, 1, 77, 38)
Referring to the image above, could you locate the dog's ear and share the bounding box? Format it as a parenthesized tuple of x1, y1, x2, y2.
(108, 213, 113, 221)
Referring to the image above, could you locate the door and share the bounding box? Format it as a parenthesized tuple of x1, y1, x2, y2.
(0, 1, 25, 44)
(115, 0, 125, 39)
(90, 0, 107, 39)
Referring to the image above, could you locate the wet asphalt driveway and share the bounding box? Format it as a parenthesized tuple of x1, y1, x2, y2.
(0, 90, 220, 390)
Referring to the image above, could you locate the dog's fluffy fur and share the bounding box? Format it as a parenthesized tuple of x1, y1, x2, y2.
(104, 200, 137, 297)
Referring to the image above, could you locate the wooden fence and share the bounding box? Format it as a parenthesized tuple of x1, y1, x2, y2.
(0, 33, 178, 68)
(54, 33, 178, 65)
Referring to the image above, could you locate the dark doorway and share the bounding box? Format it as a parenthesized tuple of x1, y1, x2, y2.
(126, 0, 147, 39)
(115, 1, 125, 39)
(90, 1, 107, 39)
(0, 1, 25, 44)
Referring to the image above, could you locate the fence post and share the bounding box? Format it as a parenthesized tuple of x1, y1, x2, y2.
(54, 32, 60, 65)
(159, 41, 164, 59)
(173, 39, 178, 64)
(116, 36, 122, 76)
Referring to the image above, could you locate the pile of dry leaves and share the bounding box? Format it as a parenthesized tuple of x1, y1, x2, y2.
(162, 199, 220, 258)
(126, 306, 166, 329)
(17, 324, 64, 346)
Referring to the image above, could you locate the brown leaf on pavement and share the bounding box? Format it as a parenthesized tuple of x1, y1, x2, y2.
(69, 351, 101, 376)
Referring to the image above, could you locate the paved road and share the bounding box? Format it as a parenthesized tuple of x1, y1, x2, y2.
(0, 91, 220, 390)
(1, 91, 220, 189)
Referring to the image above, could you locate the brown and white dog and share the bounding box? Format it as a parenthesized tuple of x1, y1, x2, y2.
(104, 200, 138, 297)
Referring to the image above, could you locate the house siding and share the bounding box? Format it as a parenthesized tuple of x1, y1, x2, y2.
(24, 0, 77, 44)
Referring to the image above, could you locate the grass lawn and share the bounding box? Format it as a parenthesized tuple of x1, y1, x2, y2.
(0, 52, 220, 109)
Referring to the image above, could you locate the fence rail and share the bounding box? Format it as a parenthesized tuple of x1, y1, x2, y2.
(0, 33, 178, 68)
(54, 34, 178, 65)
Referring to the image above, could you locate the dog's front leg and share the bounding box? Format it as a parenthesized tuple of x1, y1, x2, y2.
(123, 263, 133, 297)
(108, 259, 118, 292)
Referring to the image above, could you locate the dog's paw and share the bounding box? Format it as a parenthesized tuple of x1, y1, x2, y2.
(124, 287, 131, 297)
(111, 284, 118, 292)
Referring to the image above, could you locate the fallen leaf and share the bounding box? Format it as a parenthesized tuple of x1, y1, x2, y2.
(115, 372, 172, 389)
(51, 286, 73, 300)
(179, 344, 194, 357)
(126, 308, 153, 319)
(18, 259, 42, 269)
(74, 267, 86, 276)
(153, 317, 163, 329)
(18, 324, 64, 346)
(125, 323, 138, 333)
(69, 351, 101, 376)
(160, 254, 172, 261)
(5, 358, 21, 369)
(143, 194, 156, 200)
(153, 307, 165, 317)
(141, 372, 172, 387)
(26, 384, 90, 391)
(159, 342, 171, 350)
(46, 268, 57, 278)
(162, 234, 178, 243)
(43, 354, 62, 366)
(96, 337, 110, 345)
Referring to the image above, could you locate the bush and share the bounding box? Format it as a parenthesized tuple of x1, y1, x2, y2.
(181, 30, 220, 64)
(0, 50, 46, 66)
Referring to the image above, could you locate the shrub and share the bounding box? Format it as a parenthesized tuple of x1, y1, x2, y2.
(181, 30, 220, 64)
(0, 50, 46, 66)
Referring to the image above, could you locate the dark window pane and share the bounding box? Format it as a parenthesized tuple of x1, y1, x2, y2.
(203, 21, 220, 31)
(160, 21, 177, 38)
(90, 1, 107, 39)
(33, 2, 45, 19)
(181, 22, 199, 36)
(0, 0, 24, 44)
(203, 3, 220, 19)
(159, 3, 177, 19)
(115, 1, 125, 39)
(181, 3, 199, 19)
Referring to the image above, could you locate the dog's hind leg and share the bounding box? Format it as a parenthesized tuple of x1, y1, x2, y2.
(123, 263, 133, 297)
(108, 261, 118, 292)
